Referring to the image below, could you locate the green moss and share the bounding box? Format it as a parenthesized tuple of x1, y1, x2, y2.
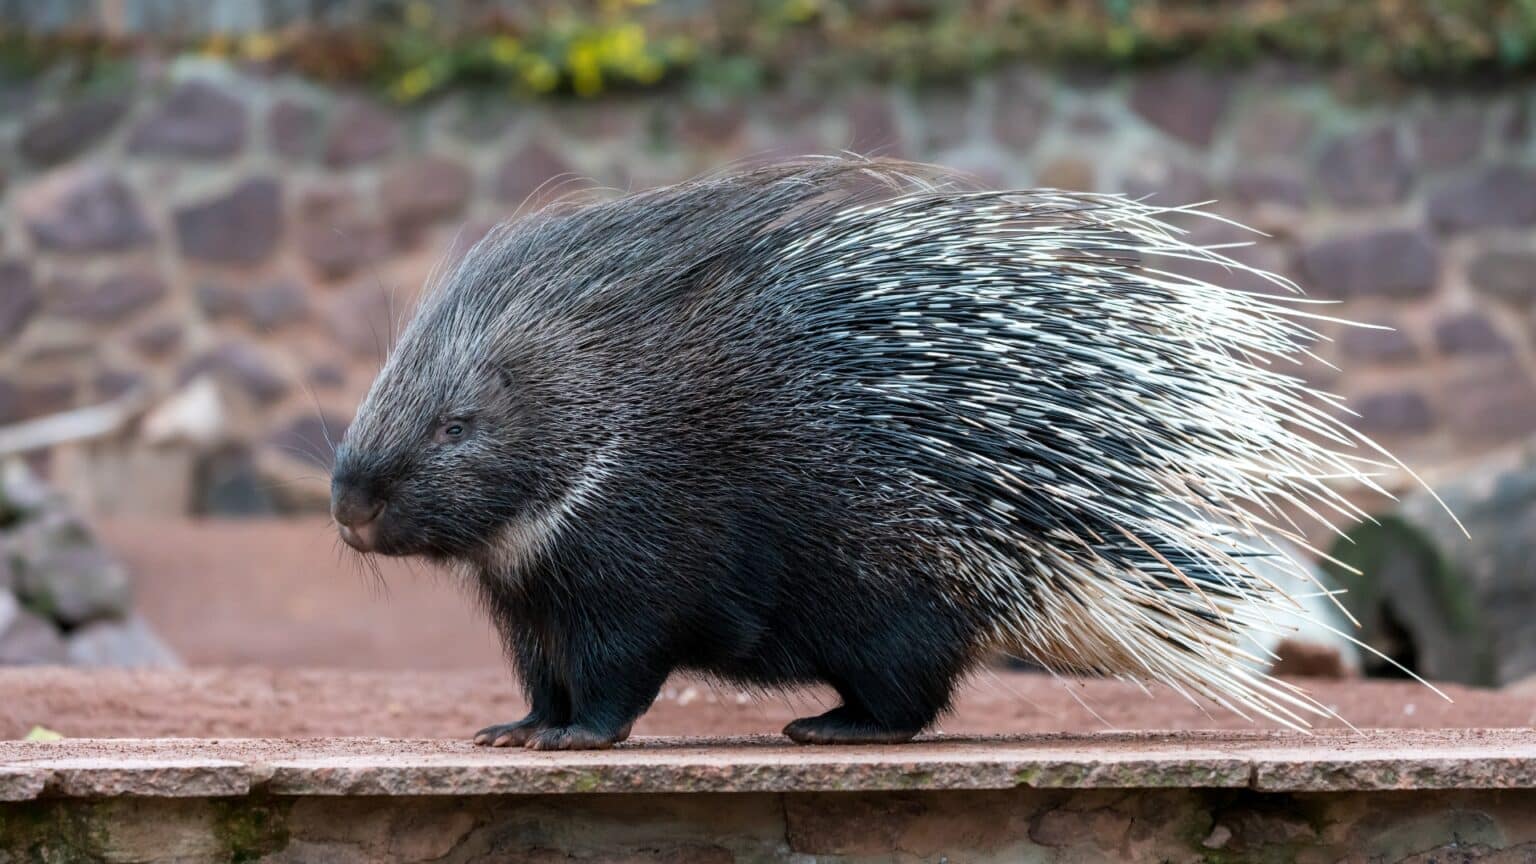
(3, 1, 1535, 102)
(212, 799, 292, 863)
(0, 801, 110, 864)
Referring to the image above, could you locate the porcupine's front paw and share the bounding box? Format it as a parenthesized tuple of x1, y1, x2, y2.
(522, 722, 634, 751)
(784, 706, 921, 745)
(474, 715, 546, 747)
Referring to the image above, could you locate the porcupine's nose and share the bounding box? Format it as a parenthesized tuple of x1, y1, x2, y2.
(332, 486, 385, 552)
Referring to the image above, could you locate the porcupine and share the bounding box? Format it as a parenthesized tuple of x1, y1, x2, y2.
(330, 157, 1452, 750)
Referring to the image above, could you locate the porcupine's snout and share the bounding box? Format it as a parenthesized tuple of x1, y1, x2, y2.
(331, 481, 386, 553)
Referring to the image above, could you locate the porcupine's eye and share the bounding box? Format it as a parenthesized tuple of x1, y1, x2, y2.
(434, 419, 472, 445)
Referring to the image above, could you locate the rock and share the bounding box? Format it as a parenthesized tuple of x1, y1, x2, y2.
(0, 598, 68, 665)
(243, 277, 309, 330)
(132, 321, 183, 358)
(0, 261, 38, 340)
(1232, 104, 1314, 160)
(1299, 228, 1439, 299)
(128, 80, 246, 158)
(846, 90, 903, 156)
(267, 413, 350, 472)
(911, 86, 971, 153)
(324, 100, 399, 167)
(307, 363, 347, 389)
(1469, 249, 1536, 304)
(1325, 440, 1536, 685)
(1414, 106, 1485, 169)
(174, 177, 282, 266)
(677, 99, 746, 148)
(1442, 362, 1536, 443)
(13, 381, 74, 420)
(1317, 124, 1408, 207)
(1354, 389, 1435, 436)
(496, 140, 576, 205)
(268, 99, 319, 158)
(194, 280, 239, 318)
(18, 167, 153, 253)
(94, 369, 143, 400)
(1129, 68, 1231, 148)
(193, 445, 277, 516)
(325, 283, 395, 359)
(1120, 155, 1209, 207)
(180, 343, 289, 405)
(1228, 169, 1308, 209)
(993, 68, 1050, 150)
(18, 95, 129, 167)
(380, 157, 472, 241)
(1428, 164, 1536, 232)
(298, 184, 388, 280)
(1433, 312, 1510, 357)
(1037, 158, 1094, 191)
(66, 615, 179, 667)
(49, 271, 166, 323)
(1338, 324, 1419, 365)
(14, 541, 132, 628)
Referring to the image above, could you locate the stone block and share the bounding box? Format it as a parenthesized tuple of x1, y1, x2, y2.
(1414, 105, 1486, 169)
(129, 80, 246, 158)
(1469, 249, 1536, 305)
(1429, 164, 1536, 232)
(1433, 312, 1511, 356)
(496, 140, 577, 205)
(179, 343, 289, 405)
(324, 100, 399, 167)
(1318, 124, 1408, 206)
(1338, 324, 1419, 365)
(18, 95, 129, 167)
(18, 167, 153, 253)
(269, 98, 319, 158)
(1299, 228, 1439, 299)
(175, 177, 282, 266)
(846, 90, 903, 156)
(298, 184, 387, 281)
(993, 68, 1050, 150)
(1354, 388, 1435, 436)
(1130, 68, 1231, 148)
(49, 271, 167, 323)
(243, 277, 310, 330)
(380, 157, 472, 240)
(0, 261, 38, 340)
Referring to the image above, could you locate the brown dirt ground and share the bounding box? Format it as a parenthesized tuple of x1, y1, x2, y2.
(9, 517, 1512, 742)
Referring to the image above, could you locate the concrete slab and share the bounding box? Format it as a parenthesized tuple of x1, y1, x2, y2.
(2, 729, 1533, 800)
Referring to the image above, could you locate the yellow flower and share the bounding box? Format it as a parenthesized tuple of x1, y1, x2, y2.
(240, 32, 279, 62)
(390, 66, 437, 102)
(491, 35, 522, 66)
(406, 2, 433, 30)
(520, 56, 560, 93)
(568, 42, 603, 96)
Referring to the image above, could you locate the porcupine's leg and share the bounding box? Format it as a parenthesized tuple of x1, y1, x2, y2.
(475, 625, 572, 747)
(521, 655, 670, 751)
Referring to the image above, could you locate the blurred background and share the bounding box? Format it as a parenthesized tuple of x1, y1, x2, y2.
(0, 1, 1533, 699)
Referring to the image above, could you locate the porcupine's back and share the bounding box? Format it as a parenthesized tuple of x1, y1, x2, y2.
(425, 157, 1436, 726)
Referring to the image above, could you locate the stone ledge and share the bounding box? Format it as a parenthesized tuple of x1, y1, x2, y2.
(2, 729, 1533, 801)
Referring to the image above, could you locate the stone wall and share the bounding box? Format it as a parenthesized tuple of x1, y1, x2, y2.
(2, 58, 1535, 513)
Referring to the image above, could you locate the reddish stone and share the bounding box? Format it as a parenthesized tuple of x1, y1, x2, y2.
(380, 157, 473, 241)
(326, 283, 396, 359)
(677, 100, 747, 148)
(1299, 228, 1439, 299)
(132, 321, 183, 358)
(1120, 156, 1210, 206)
(1229, 169, 1308, 209)
(175, 177, 283, 266)
(306, 363, 347, 389)
(1433, 312, 1511, 356)
(0, 260, 38, 340)
(94, 369, 144, 400)
(50, 272, 167, 323)
(243, 277, 310, 330)
(846, 90, 903, 156)
(496, 140, 577, 205)
(18, 95, 129, 167)
(1429, 164, 1536, 232)
(180, 343, 289, 404)
(324, 100, 399, 167)
(1469, 249, 1536, 304)
(1443, 362, 1536, 441)
(913, 85, 972, 153)
(1337, 324, 1419, 365)
(1232, 105, 1314, 160)
(1414, 105, 1485, 169)
(18, 167, 153, 253)
(1130, 68, 1231, 148)
(1354, 389, 1434, 436)
(1037, 158, 1095, 191)
(1317, 124, 1408, 207)
(128, 80, 247, 158)
(268, 99, 319, 158)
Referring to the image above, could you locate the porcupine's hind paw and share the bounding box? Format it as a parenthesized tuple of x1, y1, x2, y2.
(473, 716, 545, 747)
(783, 706, 921, 745)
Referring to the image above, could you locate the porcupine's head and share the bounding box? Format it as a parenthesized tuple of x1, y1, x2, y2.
(329, 217, 607, 563)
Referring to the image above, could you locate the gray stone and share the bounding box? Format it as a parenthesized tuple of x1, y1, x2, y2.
(307, 363, 346, 390)
(994, 69, 1050, 150)
(18, 95, 129, 167)
(1429, 164, 1536, 232)
(18, 167, 153, 253)
(1433, 312, 1511, 356)
(12, 381, 74, 420)
(1337, 324, 1419, 365)
(1354, 389, 1434, 436)
(1299, 228, 1439, 299)
(380, 157, 472, 240)
(94, 369, 143, 400)
(324, 100, 399, 167)
(0, 379, 16, 425)
(0, 261, 38, 340)
(193, 445, 276, 517)
(326, 284, 395, 359)
(268, 99, 319, 158)
(66, 615, 179, 668)
(496, 140, 575, 205)
(175, 177, 282, 265)
(243, 277, 309, 330)
(1414, 106, 1485, 169)
(1120, 155, 1209, 207)
(0, 598, 68, 665)
(1232, 104, 1314, 160)
(1317, 124, 1408, 207)
(50, 272, 166, 323)
(1129, 68, 1231, 148)
(129, 80, 246, 158)
(194, 280, 239, 318)
(180, 343, 289, 405)
(677, 99, 747, 148)
(14, 541, 132, 628)
(1468, 249, 1536, 304)
(912, 86, 970, 153)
